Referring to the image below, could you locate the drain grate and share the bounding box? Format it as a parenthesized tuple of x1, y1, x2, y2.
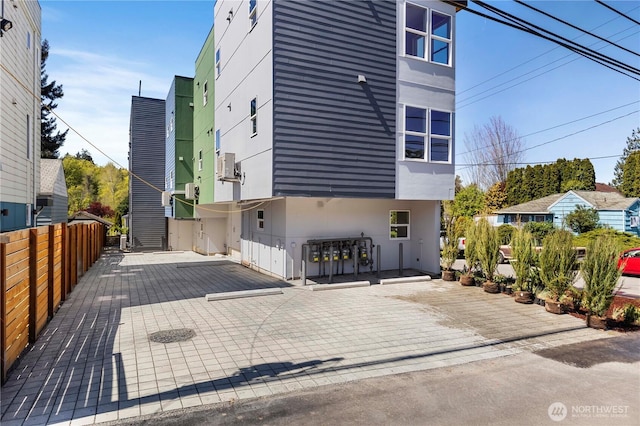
(149, 328, 196, 343)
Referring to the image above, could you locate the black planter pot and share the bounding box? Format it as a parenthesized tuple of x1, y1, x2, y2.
(505, 286, 513, 295)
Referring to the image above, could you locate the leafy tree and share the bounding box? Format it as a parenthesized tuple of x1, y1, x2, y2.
(98, 163, 129, 211)
(476, 218, 500, 282)
(62, 155, 100, 214)
(523, 221, 555, 245)
(41, 39, 68, 158)
(485, 181, 507, 212)
(85, 202, 114, 218)
(620, 151, 640, 197)
(497, 224, 515, 245)
(452, 184, 486, 218)
(75, 149, 94, 163)
(612, 128, 640, 188)
(581, 235, 622, 317)
(565, 205, 600, 234)
(512, 227, 538, 292)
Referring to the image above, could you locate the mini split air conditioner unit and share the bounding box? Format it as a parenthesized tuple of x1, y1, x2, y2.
(185, 182, 199, 200)
(161, 191, 172, 207)
(217, 152, 238, 181)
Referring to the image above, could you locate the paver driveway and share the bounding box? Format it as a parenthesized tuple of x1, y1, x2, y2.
(0, 251, 612, 425)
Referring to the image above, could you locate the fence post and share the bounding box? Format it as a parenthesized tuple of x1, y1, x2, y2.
(28, 228, 37, 344)
(1, 238, 7, 384)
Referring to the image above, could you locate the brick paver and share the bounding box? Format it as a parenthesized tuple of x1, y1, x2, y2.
(0, 251, 613, 425)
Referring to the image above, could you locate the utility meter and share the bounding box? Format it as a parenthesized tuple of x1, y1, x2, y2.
(332, 247, 340, 261)
(309, 247, 320, 263)
(322, 247, 331, 262)
(341, 246, 351, 260)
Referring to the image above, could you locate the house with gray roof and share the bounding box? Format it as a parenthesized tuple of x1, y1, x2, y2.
(36, 159, 68, 227)
(496, 190, 640, 236)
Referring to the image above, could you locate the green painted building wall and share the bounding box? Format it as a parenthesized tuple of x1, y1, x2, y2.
(193, 26, 215, 206)
(174, 76, 194, 218)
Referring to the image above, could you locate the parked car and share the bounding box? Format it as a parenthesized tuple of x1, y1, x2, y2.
(439, 231, 465, 253)
(618, 248, 640, 276)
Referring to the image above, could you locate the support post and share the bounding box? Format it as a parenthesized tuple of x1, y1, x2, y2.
(328, 243, 334, 284)
(399, 243, 404, 277)
(377, 244, 381, 278)
(301, 245, 307, 286)
(353, 245, 358, 280)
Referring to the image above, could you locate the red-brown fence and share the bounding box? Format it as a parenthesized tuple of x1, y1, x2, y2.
(0, 222, 104, 383)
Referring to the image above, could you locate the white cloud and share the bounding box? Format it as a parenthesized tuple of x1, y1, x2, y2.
(49, 48, 169, 168)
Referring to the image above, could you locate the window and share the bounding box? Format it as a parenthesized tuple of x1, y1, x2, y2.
(198, 150, 203, 171)
(431, 11, 452, 65)
(257, 209, 264, 230)
(429, 110, 451, 162)
(405, 3, 427, 58)
(26, 114, 31, 159)
(27, 32, 31, 49)
(215, 49, 221, 78)
(404, 106, 451, 162)
(170, 170, 174, 189)
(215, 129, 221, 153)
(249, 0, 257, 28)
(203, 81, 208, 106)
(405, 106, 426, 159)
(390, 210, 410, 239)
(250, 98, 257, 136)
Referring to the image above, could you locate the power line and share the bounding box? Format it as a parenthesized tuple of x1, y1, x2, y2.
(456, 153, 622, 167)
(595, 0, 640, 26)
(456, 100, 640, 157)
(514, 0, 639, 58)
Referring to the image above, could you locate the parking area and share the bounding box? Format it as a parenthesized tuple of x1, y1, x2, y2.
(0, 251, 617, 425)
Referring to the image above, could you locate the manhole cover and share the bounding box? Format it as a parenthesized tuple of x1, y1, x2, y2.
(149, 328, 196, 343)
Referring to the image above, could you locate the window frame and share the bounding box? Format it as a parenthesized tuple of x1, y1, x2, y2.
(198, 149, 203, 171)
(430, 10, 452, 66)
(389, 210, 410, 240)
(250, 97, 257, 137)
(203, 80, 208, 106)
(249, 0, 257, 29)
(404, 3, 454, 67)
(257, 209, 265, 230)
(215, 49, 221, 78)
(404, 2, 427, 59)
(215, 129, 221, 154)
(402, 104, 452, 164)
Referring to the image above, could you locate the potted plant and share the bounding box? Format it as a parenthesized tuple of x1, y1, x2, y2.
(440, 209, 459, 281)
(539, 230, 577, 314)
(476, 218, 501, 293)
(460, 220, 478, 286)
(511, 227, 537, 304)
(581, 235, 622, 329)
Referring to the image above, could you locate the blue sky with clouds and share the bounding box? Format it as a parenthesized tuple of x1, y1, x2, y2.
(41, 0, 639, 186)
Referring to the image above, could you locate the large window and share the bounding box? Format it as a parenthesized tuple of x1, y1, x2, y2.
(431, 11, 452, 65)
(405, 4, 452, 66)
(250, 97, 257, 136)
(390, 210, 410, 240)
(215, 129, 221, 154)
(405, 3, 427, 58)
(203, 81, 208, 106)
(404, 106, 451, 163)
(249, 0, 257, 28)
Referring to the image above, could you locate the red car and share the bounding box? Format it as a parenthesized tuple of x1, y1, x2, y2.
(618, 248, 640, 276)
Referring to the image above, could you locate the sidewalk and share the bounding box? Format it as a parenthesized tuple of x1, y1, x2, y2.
(0, 251, 616, 425)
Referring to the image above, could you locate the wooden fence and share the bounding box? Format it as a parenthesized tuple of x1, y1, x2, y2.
(0, 222, 104, 383)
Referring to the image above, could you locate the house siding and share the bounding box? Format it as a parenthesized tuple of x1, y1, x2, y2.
(549, 193, 591, 229)
(625, 200, 640, 236)
(129, 96, 167, 251)
(272, 0, 397, 198)
(36, 193, 68, 226)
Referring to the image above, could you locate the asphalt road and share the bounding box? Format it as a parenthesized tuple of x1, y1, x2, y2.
(106, 334, 640, 426)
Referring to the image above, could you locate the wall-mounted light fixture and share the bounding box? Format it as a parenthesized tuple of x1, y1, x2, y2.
(227, 9, 233, 22)
(227, 103, 232, 111)
(357, 74, 367, 84)
(1, 0, 13, 37)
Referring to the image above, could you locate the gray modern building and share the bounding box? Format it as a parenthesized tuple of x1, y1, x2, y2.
(203, 0, 460, 278)
(36, 159, 68, 226)
(129, 96, 167, 251)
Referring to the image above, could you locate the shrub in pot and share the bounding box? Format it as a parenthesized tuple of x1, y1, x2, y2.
(476, 218, 500, 294)
(581, 234, 622, 329)
(440, 209, 459, 281)
(539, 230, 577, 314)
(460, 220, 479, 286)
(511, 227, 538, 303)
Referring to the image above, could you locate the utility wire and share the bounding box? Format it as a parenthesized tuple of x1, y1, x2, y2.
(456, 153, 622, 167)
(514, 0, 639, 58)
(595, 0, 640, 26)
(456, 100, 640, 157)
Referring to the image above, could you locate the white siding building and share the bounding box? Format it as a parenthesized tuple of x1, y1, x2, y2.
(0, 0, 41, 232)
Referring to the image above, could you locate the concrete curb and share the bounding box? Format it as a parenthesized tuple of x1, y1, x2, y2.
(379, 276, 432, 285)
(205, 288, 283, 301)
(308, 281, 371, 291)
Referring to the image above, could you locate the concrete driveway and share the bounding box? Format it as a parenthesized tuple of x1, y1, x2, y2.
(0, 251, 625, 425)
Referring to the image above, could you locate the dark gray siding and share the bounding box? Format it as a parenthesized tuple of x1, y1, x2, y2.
(129, 96, 167, 251)
(272, 0, 397, 198)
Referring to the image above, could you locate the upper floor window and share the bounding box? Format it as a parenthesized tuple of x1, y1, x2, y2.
(390, 210, 410, 240)
(404, 106, 451, 163)
(198, 150, 203, 171)
(215, 129, 221, 153)
(27, 32, 31, 49)
(250, 98, 257, 136)
(257, 209, 264, 230)
(215, 49, 221, 78)
(405, 3, 427, 59)
(249, 0, 257, 28)
(431, 11, 452, 65)
(203, 81, 209, 106)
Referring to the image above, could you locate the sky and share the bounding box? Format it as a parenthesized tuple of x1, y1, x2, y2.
(40, 0, 640, 186)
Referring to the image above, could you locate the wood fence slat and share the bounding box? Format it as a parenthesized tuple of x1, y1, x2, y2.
(1, 241, 7, 383)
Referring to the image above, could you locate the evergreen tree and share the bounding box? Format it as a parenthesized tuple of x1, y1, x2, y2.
(620, 151, 640, 197)
(485, 181, 507, 213)
(41, 39, 68, 158)
(612, 128, 640, 188)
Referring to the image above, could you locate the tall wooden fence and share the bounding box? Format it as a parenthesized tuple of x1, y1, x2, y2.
(0, 222, 104, 383)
